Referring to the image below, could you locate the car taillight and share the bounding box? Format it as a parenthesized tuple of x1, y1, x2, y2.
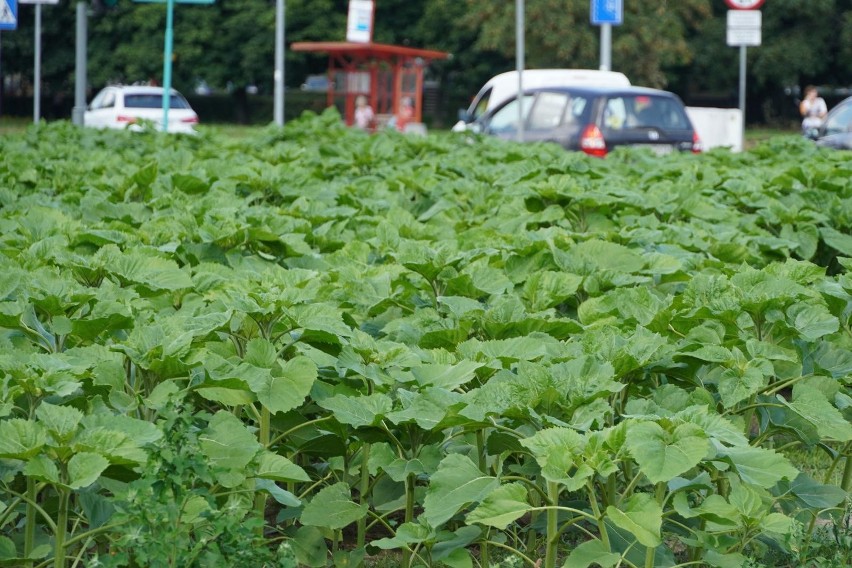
(692, 131, 702, 153)
(116, 115, 137, 123)
(181, 116, 199, 124)
(580, 124, 607, 157)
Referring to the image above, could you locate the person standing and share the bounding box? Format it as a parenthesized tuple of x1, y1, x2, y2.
(395, 97, 414, 132)
(354, 95, 376, 131)
(799, 85, 827, 136)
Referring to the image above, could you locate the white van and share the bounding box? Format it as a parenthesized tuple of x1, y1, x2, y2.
(453, 68, 631, 131)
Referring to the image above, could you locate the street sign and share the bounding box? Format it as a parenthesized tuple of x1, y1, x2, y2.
(591, 0, 623, 25)
(18, 0, 59, 4)
(0, 0, 17, 31)
(346, 0, 374, 43)
(727, 9, 761, 46)
(724, 0, 765, 9)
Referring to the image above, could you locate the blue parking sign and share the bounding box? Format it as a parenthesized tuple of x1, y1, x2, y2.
(591, 0, 623, 26)
(0, 0, 16, 31)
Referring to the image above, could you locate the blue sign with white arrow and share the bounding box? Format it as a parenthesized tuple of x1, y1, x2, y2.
(591, 0, 623, 26)
(0, 0, 17, 31)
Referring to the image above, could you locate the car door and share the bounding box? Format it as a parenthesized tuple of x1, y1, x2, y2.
(84, 88, 117, 128)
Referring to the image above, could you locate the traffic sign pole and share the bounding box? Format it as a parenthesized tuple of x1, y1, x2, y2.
(33, 3, 39, 122)
(162, 0, 174, 130)
(590, 0, 622, 72)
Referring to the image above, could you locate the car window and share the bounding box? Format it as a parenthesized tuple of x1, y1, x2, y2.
(486, 94, 534, 134)
(603, 97, 628, 129)
(89, 90, 108, 110)
(823, 102, 852, 136)
(124, 94, 191, 109)
(470, 87, 493, 122)
(625, 95, 690, 130)
(528, 92, 571, 130)
(98, 89, 115, 108)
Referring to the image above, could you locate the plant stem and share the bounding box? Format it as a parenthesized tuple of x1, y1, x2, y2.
(841, 448, 852, 493)
(403, 472, 415, 567)
(357, 443, 370, 552)
(545, 481, 560, 568)
(54, 487, 70, 568)
(475, 429, 489, 567)
(254, 404, 271, 536)
(645, 483, 666, 568)
(587, 481, 610, 550)
(24, 477, 37, 567)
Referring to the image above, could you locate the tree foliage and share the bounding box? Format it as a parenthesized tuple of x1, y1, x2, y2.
(0, 0, 849, 121)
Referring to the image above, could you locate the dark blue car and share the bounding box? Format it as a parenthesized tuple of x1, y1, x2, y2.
(474, 85, 701, 157)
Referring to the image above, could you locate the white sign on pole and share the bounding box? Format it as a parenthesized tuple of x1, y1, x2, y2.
(346, 0, 373, 43)
(18, 0, 59, 4)
(727, 9, 761, 46)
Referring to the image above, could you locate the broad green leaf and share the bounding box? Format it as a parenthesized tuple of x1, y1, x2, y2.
(292, 525, 328, 568)
(466, 482, 530, 529)
(605, 493, 662, 547)
(625, 421, 708, 484)
(73, 428, 146, 465)
(522, 270, 583, 311)
(686, 345, 732, 363)
(0, 536, 16, 560)
(35, 403, 83, 443)
(245, 337, 277, 368)
(247, 356, 317, 415)
(431, 526, 481, 563)
(67, 452, 109, 489)
(300, 482, 368, 529)
(438, 548, 472, 568)
(195, 386, 254, 406)
(423, 454, 497, 527)
(385, 387, 462, 430)
(718, 445, 799, 487)
(199, 411, 261, 475)
(820, 226, 852, 256)
(704, 550, 749, 568)
(716, 363, 769, 409)
(410, 361, 483, 390)
(784, 390, 852, 441)
(255, 452, 310, 482)
(317, 392, 393, 428)
(23, 455, 60, 484)
(787, 473, 847, 508)
(369, 521, 432, 549)
(563, 539, 620, 568)
(255, 478, 301, 507)
(0, 419, 47, 459)
(520, 427, 590, 490)
(787, 302, 839, 341)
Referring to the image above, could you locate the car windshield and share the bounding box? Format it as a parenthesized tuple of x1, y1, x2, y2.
(125, 94, 191, 109)
(603, 95, 690, 130)
(823, 101, 852, 136)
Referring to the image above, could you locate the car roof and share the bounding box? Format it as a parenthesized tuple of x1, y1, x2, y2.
(522, 85, 680, 98)
(101, 85, 183, 95)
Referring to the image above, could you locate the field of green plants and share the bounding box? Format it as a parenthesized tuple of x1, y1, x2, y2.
(1, 111, 850, 568)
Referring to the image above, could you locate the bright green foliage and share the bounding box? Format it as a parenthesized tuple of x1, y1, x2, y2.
(0, 116, 850, 567)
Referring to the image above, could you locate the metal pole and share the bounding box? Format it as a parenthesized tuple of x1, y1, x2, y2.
(515, 0, 524, 142)
(599, 23, 611, 71)
(1, 32, 3, 118)
(739, 45, 746, 150)
(273, 0, 285, 126)
(161, 0, 175, 131)
(72, 2, 87, 126)
(34, 3, 41, 123)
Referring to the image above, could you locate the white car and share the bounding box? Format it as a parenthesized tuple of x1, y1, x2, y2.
(453, 69, 631, 132)
(84, 85, 199, 134)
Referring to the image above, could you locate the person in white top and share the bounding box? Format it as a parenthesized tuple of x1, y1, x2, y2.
(799, 85, 827, 136)
(354, 95, 375, 131)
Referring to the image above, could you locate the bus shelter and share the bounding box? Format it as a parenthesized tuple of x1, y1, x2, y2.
(290, 41, 450, 127)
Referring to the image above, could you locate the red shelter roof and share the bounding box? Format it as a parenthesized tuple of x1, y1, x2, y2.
(291, 41, 450, 63)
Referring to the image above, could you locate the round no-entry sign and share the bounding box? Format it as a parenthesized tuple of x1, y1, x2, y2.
(724, 0, 765, 9)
